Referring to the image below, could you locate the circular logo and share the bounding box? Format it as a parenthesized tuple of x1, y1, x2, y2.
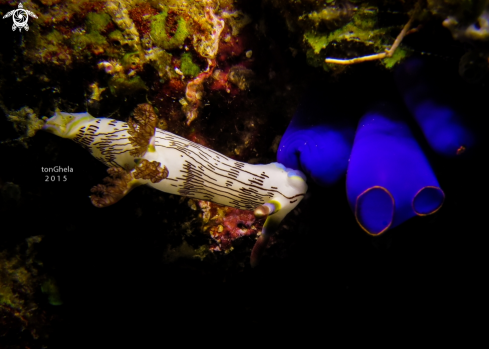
(13, 9, 28, 27)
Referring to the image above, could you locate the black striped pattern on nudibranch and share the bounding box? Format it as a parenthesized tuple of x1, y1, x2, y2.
(73, 120, 134, 168)
(154, 129, 304, 211)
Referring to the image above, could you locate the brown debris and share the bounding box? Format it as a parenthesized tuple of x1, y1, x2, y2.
(133, 159, 169, 183)
(127, 104, 158, 157)
(228, 65, 255, 90)
(90, 167, 135, 208)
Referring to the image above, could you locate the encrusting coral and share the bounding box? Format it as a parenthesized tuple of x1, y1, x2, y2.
(430, 0, 489, 41)
(0, 236, 58, 343)
(3, 107, 45, 148)
(105, 0, 142, 53)
(197, 200, 265, 253)
(150, 6, 189, 50)
(13, 0, 255, 124)
(266, 0, 427, 71)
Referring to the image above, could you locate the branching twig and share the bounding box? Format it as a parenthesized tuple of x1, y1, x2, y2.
(325, 2, 421, 65)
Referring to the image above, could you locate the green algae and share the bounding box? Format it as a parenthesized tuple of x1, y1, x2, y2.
(108, 29, 124, 43)
(383, 46, 408, 69)
(71, 31, 107, 51)
(86, 12, 112, 33)
(305, 6, 386, 55)
(150, 7, 190, 50)
(147, 48, 173, 82)
(71, 12, 113, 53)
(302, 4, 409, 71)
(41, 278, 63, 306)
(121, 52, 141, 70)
(45, 30, 64, 44)
(180, 52, 200, 77)
(109, 75, 147, 97)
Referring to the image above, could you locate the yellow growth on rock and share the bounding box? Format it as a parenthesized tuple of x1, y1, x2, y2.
(105, 0, 142, 53)
(5, 107, 45, 148)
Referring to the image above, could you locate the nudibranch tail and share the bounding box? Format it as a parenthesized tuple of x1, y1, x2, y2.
(250, 235, 270, 268)
(250, 201, 284, 267)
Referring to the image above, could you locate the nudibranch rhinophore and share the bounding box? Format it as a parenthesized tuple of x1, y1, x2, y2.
(346, 102, 445, 236)
(42, 104, 308, 266)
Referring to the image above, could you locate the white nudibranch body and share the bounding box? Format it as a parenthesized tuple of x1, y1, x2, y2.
(43, 109, 308, 264)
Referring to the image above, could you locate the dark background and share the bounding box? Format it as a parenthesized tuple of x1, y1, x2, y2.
(1, 1, 487, 346)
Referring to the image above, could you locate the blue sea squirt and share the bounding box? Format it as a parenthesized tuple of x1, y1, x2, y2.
(277, 88, 355, 187)
(396, 57, 475, 157)
(346, 102, 445, 235)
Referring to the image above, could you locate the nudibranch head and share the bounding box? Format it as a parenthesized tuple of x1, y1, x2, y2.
(43, 111, 95, 139)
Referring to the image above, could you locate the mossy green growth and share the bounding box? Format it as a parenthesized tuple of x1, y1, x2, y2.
(70, 12, 112, 52)
(304, 5, 395, 71)
(306, 48, 329, 71)
(70, 12, 112, 53)
(304, 7, 384, 54)
(383, 46, 409, 69)
(38, 30, 65, 57)
(30, 29, 72, 66)
(352, 6, 378, 30)
(0, 280, 17, 308)
(306, 48, 348, 75)
(428, 0, 486, 21)
(45, 30, 64, 44)
(304, 31, 329, 55)
(149, 48, 173, 82)
(108, 30, 124, 43)
(86, 12, 112, 33)
(109, 75, 147, 96)
(150, 7, 190, 50)
(121, 52, 141, 70)
(71, 31, 107, 51)
(41, 278, 63, 306)
(180, 52, 200, 77)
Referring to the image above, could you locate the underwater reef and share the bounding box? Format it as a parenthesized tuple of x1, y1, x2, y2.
(0, 0, 487, 346)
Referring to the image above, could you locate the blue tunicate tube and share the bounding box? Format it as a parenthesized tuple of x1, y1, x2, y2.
(277, 90, 355, 186)
(396, 57, 474, 156)
(346, 102, 445, 235)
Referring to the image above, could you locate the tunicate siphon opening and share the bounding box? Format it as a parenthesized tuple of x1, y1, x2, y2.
(355, 186, 394, 236)
(412, 186, 445, 216)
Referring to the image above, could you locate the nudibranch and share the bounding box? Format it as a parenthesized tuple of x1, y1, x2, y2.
(346, 102, 445, 236)
(42, 104, 308, 266)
